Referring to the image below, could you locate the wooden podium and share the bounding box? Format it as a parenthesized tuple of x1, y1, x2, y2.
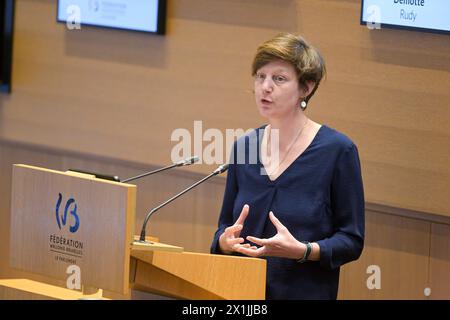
(4, 164, 266, 300)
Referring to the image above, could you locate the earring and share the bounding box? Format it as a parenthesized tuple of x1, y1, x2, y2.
(300, 100, 307, 111)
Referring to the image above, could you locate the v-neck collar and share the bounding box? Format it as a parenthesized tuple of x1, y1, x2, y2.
(258, 124, 326, 183)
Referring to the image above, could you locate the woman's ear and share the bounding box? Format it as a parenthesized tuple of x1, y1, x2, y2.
(302, 81, 316, 98)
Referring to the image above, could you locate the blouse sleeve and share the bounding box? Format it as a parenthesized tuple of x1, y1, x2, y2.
(316, 143, 365, 270)
(210, 142, 239, 254)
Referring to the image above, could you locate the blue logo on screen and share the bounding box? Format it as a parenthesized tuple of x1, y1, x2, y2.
(55, 193, 80, 233)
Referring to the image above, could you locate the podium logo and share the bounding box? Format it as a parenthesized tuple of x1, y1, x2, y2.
(55, 193, 80, 233)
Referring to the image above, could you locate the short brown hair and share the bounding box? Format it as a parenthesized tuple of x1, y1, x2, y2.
(252, 33, 326, 104)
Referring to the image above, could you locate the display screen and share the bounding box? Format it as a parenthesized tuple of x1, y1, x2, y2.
(361, 0, 450, 35)
(57, 0, 166, 34)
(0, 0, 14, 93)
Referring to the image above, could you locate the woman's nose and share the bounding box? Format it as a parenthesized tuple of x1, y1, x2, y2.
(262, 78, 273, 93)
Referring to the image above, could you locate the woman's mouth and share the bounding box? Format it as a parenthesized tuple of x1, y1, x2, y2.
(261, 98, 273, 104)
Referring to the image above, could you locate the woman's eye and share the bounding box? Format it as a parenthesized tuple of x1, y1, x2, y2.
(255, 74, 265, 81)
(274, 76, 286, 83)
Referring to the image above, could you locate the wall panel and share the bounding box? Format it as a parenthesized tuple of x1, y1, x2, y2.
(2, 142, 450, 299)
(0, 0, 448, 215)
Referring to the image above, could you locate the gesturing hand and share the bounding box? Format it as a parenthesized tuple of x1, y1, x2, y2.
(218, 204, 250, 254)
(236, 211, 305, 260)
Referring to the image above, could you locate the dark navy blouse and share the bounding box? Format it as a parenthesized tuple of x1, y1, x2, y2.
(210, 124, 365, 300)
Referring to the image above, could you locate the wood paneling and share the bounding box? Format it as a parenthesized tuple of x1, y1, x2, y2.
(0, 142, 65, 287)
(339, 211, 431, 299)
(0, 0, 448, 215)
(10, 164, 136, 294)
(131, 249, 266, 300)
(2, 141, 450, 299)
(0, 141, 226, 292)
(429, 223, 450, 299)
(1, 0, 449, 299)
(0, 279, 104, 300)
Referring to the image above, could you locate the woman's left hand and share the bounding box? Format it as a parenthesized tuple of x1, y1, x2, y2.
(236, 211, 305, 259)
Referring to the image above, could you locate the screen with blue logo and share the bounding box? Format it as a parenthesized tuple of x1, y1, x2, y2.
(361, 0, 450, 34)
(57, 0, 166, 34)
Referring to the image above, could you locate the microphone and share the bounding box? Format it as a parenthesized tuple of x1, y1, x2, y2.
(137, 163, 229, 243)
(121, 155, 199, 183)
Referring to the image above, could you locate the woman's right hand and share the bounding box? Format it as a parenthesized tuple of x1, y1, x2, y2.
(218, 204, 250, 254)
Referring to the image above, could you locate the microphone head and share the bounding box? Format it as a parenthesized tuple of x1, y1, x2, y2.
(177, 155, 199, 166)
(213, 164, 229, 175)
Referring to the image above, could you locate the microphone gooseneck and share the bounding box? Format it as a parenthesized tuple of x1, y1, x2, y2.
(138, 163, 229, 243)
(121, 156, 199, 183)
